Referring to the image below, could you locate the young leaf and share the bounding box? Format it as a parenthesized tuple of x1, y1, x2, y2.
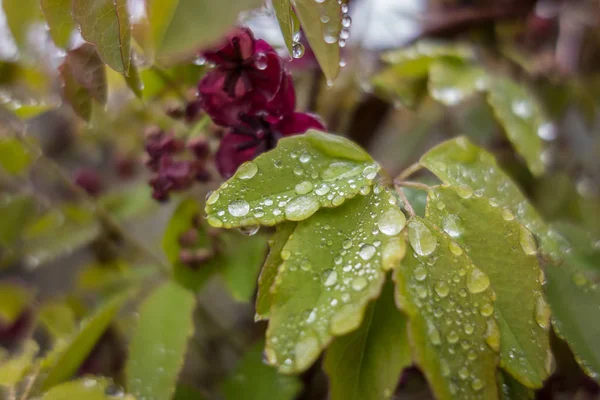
(256, 222, 296, 320)
(123, 63, 143, 98)
(0, 194, 35, 247)
(0, 138, 32, 175)
(291, 0, 341, 81)
(41, 0, 75, 48)
(395, 217, 499, 400)
(265, 186, 407, 373)
(0, 282, 33, 325)
(41, 377, 134, 399)
(0, 340, 39, 387)
(221, 340, 302, 400)
(420, 136, 568, 260)
(426, 186, 551, 388)
(220, 232, 268, 302)
(205, 131, 380, 228)
(324, 279, 411, 400)
(272, 0, 297, 57)
(2, 0, 40, 51)
(486, 77, 547, 176)
(73, 0, 131, 73)
(38, 301, 77, 340)
(126, 281, 196, 400)
(545, 261, 600, 380)
(36, 291, 131, 392)
(428, 59, 487, 106)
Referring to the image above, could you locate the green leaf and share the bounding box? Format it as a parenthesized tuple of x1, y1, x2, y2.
(291, 0, 340, 81)
(545, 260, 600, 380)
(220, 232, 268, 302)
(428, 59, 487, 106)
(126, 281, 196, 400)
(0, 282, 32, 325)
(36, 291, 131, 392)
(163, 198, 217, 292)
(99, 184, 156, 221)
(371, 67, 427, 109)
(2, 0, 40, 51)
(64, 44, 108, 104)
(272, 0, 297, 57)
(38, 301, 77, 340)
(73, 0, 131, 73)
(174, 384, 207, 400)
(76, 263, 158, 294)
(256, 222, 296, 321)
(0, 340, 39, 387)
(0, 194, 35, 246)
(394, 217, 499, 400)
(123, 63, 143, 98)
(486, 77, 546, 176)
(41, 0, 75, 48)
(222, 340, 302, 400)
(498, 371, 534, 400)
(324, 278, 411, 400)
(426, 186, 551, 388)
(41, 377, 134, 400)
(205, 131, 379, 229)
(153, 0, 262, 63)
(265, 186, 407, 373)
(420, 136, 568, 260)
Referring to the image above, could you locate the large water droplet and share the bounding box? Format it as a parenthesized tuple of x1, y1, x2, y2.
(480, 303, 494, 317)
(295, 181, 314, 195)
(351, 277, 368, 291)
(434, 281, 450, 298)
(485, 319, 500, 352)
(501, 209, 515, 221)
(414, 266, 427, 281)
(467, 267, 490, 293)
(315, 183, 330, 196)
(408, 221, 437, 256)
(449, 242, 463, 256)
(236, 161, 258, 180)
(206, 191, 219, 205)
(519, 226, 538, 255)
(455, 185, 474, 199)
(535, 295, 550, 329)
(323, 269, 338, 287)
(207, 216, 223, 227)
(285, 196, 320, 221)
(292, 42, 305, 59)
(427, 321, 441, 345)
(377, 208, 406, 236)
(471, 378, 484, 392)
(229, 200, 250, 217)
(341, 15, 352, 28)
(362, 165, 378, 180)
(447, 330, 459, 344)
(239, 225, 259, 236)
(358, 244, 376, 261)
(443, 215, 463, 238)
(255, 53, 268, 70)
(294, 335, 320, 371)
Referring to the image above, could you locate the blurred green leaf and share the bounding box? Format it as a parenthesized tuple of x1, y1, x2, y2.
(36, 291, 131, 392)
(38, 301, 77, 340)
(255, 222, 296, 320)
(265, 187, 407, 373)
(163, 198, 217, 292)
(73, 0, 131, 73)
(272, 0, 297, 57)
(126, 281, 196, 400)
(99, 185, 156, 221)
(205, 131, 379, 228)
(0, 282, 33, 325)
(420, 136, 568, 260)
(498, 371, 534, 400)
(0, 93, 58, 120)
(372, 67, 427, 109)
(64, 44, 108, 104)
(546, 260, 600, 381)
(220, 232, 268, 302)
(428, 59, 487, 106)
(174, 384, 207, 400)
(324, 279, 411, 400)
(77, 262, 158, 294)
(0, 194, 35, 247)
(222, 340, 302, 400)
(292, 0, 340, 81)
(426, 187, 550, 388)
(0, 340, 39, 387)
(152, 0, 262, 64)
(124, 63, 143, 98)
(486, 77, 546, 176)
(0, 137, 32, 175)
(41, 0, 75, 48)
(41, 377, 134, 399)
(395, 217, 498, 400)
(1, 0, 40, 51)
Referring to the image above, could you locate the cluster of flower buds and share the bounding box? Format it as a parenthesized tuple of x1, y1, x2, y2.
(197, 27, 325, 178)
(144, 127, 211, 202)
(177, 214, 214, 269)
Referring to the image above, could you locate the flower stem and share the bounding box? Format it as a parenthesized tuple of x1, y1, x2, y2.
(395, 185, 415, 217)
(394, 180, 431, 191)
(395, 162, 423, 181)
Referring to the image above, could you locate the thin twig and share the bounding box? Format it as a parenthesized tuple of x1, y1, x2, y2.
(395, 162, 423, 181)
(395, 185, 415, 217)
(394, 180, 431, 191)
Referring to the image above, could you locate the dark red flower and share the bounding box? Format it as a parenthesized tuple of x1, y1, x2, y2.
(198, 28, 284, 126)
(74, 168, 103, 197)
(215, 112, 325, 178)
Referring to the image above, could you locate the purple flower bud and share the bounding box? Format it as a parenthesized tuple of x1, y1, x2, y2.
(74, 168, 103, 196)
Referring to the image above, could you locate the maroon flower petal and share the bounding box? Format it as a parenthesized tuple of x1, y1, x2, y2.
(203, 27, 255, 66)
(199, 71, 255, 126)
(276, 112, 326, 136)
(247, 42, 284, 101)
(215, 131, 259, 179)
(265, 72, 295, 120)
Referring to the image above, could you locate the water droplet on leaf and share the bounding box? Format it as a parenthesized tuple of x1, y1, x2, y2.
(467, 267, 490, 294)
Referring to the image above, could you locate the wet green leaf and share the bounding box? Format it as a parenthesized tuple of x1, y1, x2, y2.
(0, 282, 32, 325)
(292, 0, 340, 81)
(222, 340, 302, 400)
(394, 217, 499, 400)
(205, 131, 379, 229)
(428, 59, 487, 106)
(371, 67, 427, 109)
(126, 281, 196, 400)
(420, 136, 568, 260)
(256, 222, 296, 321)
(0, 194, 35, 246)
(41, 377, 134, 400)
(498, 371, 534, 400)
(272, 0, 298, 57)
(220, 232, 268, 302)
(324, 279, 411, 400)
(153, 0, 262, 63)
(426, 186, 551, 388)
(265, 186, 407, 373)
(2, 0, 40, 51)
(486, 77, 546, 176)
(163, 198, 217, 292)
(545, 260, 600, 381)
(73, 0, 131, 73)
(41, 0, 75, 48)
(38, 301, 77, 340)
(0, 341, 39, 387)
(36, 291, 131, 392)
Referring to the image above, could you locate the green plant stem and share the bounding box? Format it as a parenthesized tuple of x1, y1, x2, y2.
(395, 185, 415, 217)
(394, 180, 431, 191)
(395, 162, 423, 181)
